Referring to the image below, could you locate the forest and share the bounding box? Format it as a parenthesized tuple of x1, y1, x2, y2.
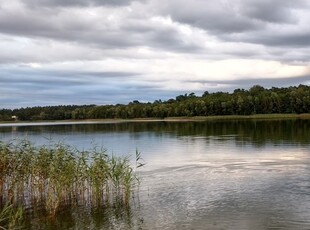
(1, 84, 310, 121)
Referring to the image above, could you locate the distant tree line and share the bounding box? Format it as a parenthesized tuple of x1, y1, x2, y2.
(0, 105, 96, 121)
(1, 85, 310, 121)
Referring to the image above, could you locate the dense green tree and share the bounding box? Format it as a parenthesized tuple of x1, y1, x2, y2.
(1, 85, 310, 121)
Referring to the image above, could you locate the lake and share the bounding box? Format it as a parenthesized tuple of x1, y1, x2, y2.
(1, 119, 310, 229)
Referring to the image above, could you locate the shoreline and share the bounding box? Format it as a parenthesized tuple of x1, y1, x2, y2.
(1, 113, 310, 126)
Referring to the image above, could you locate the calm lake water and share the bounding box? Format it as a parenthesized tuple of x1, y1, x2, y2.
(1, 119, 310, 229)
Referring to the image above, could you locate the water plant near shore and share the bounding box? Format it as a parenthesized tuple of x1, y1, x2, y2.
(0, 203, 23, 230)
(0, 139, 144, 229)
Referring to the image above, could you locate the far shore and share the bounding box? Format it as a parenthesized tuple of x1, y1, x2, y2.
(1, 113, 310, 126)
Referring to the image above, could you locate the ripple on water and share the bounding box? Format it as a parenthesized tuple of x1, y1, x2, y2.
(137, 157, 310, 230)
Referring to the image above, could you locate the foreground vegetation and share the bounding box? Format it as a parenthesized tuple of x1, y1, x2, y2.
(0, 140, 144, 229)
(1, 84, 310, 121)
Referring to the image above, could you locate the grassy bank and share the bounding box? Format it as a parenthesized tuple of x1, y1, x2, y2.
(0, 140, 143, 229)
(1, 113, 310, 125)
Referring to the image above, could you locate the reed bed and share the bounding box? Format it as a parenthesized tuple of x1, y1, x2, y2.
(0, 139, 144, 228)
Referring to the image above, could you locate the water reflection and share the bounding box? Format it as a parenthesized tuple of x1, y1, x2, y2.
(23, 204, 144, 230)
(1, 119, 310, 146)
(138, 156, 310, 230)
(1, 119, 310, 229)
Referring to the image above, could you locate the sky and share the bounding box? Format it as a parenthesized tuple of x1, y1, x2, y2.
(1, 0, 310, 108)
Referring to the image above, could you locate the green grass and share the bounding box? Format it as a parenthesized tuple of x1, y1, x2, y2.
(0, 140, 143, 229)
(0, 203, 23, 230)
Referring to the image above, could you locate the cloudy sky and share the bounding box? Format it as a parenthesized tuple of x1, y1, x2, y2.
(1, 0, 310, 108)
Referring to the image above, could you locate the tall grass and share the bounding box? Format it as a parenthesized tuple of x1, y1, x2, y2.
(0, 140, 144, 229)
(0, 203, 23, 230)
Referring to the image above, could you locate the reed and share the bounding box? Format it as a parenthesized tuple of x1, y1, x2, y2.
(0, 140, 144, 229)
(0, 203, 23, 230)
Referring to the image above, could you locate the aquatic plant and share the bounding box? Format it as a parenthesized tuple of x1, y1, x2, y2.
(0, 203, 23, 230)
(0, 140, 144, 228)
